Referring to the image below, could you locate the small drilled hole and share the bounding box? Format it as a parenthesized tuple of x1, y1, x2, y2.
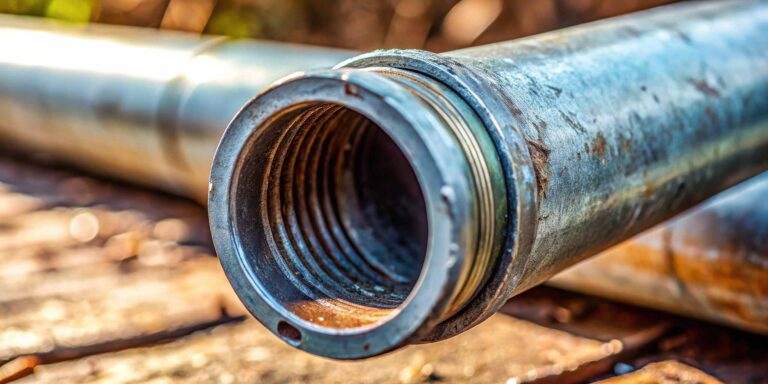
(277, 321, 302, 344)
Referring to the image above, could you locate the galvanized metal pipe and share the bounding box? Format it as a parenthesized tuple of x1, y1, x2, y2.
(0, 15, 352, 202)
(551, 172, 768, 335)
(209, 1, 768, 358)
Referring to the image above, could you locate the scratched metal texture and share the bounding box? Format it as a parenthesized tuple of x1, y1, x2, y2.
(443, 0, 768, 291)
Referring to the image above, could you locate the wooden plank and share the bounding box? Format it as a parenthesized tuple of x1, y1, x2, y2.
(18, 315, 627, 384)
(499, 287, 673, 383)
(625, 324, 768, 384)
(507, 288, 768, 383)
(0, 156, 244, 377)
(0, 258, 243, 362)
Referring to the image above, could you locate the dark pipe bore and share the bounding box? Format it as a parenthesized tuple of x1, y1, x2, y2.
(232, 103, 429, 329)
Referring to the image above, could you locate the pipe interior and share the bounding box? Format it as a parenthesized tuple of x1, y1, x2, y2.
(235, 102, 429, 329)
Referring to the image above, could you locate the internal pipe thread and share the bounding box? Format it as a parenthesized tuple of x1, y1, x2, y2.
(255, 68, 506, 322)
(214, 68, 507, 356)
(256, 69, 507, 323)
(263, 103, 421, 309)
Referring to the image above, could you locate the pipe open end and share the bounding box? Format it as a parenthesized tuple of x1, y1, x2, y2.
(209, 68, 505, 358)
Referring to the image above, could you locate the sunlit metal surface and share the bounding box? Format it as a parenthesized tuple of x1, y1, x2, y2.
(0, 15, 353, 201)
(209, 0, 768, 358)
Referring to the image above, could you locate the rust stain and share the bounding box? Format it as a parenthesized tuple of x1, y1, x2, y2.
(618, 133, 632, 151)
(287, 299, 390, 329)
(591, 133, 608, 160)
(0, 356, 39, 384)
(583, 211, 768, 332)
(526, 139, 552, 201)
(642, 182, 656, 198)
(509, 102, 523, 118)
(662, 226, 691, 302)
(687, 79, 721, 98)
(343, 83, 362, 98)
(621, 138, 631, 151)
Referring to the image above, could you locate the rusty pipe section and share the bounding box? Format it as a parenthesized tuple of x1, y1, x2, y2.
(209, 1, 768, 358)
(0, 15, 352, 202)
(551, 172, 768, 334)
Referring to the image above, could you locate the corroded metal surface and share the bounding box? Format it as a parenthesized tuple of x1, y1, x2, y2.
(551, 173, 768, 334)
(0, 15, 352, 201)
(210, 0, 768, 357)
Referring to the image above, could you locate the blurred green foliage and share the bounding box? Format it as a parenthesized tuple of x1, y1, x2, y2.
(205, 7, 259, 38)
(46, 0, 93, 21)
(0, 0, 681, 50)
(1, 0, 94, 21)
(0, 0, 50, 17)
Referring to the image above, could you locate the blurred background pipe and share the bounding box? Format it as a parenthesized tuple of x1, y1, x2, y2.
(209, 0, 768, 358)
(0, 15, 353, 201)
(551, 172, 768, 335)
